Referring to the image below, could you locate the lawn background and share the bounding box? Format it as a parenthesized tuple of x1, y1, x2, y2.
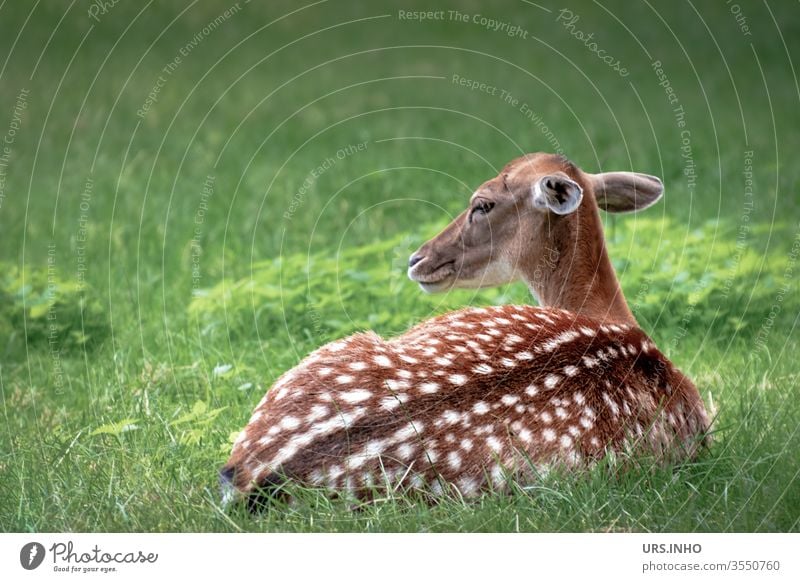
(0, 0, 798, 531)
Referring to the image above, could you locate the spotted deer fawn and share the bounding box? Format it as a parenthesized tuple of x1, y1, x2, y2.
(221, 152, 710, 507)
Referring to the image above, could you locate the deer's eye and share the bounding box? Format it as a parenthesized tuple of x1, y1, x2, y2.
(470, 201, 495, 222)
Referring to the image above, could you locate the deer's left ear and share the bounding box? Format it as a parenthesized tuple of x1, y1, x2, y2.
(590, 171, 663, 213)
(532, 173, 583, 215)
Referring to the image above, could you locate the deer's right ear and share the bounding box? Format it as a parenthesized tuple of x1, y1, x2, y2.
(591, 172, 664, 213)
(532, 174, 583, 215)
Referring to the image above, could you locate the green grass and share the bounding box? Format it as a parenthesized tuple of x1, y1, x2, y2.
(1, 0, 799, 532)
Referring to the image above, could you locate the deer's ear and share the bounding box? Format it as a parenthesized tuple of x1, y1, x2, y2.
(591, 172, 663, 213)
(532, 173, 583, 215)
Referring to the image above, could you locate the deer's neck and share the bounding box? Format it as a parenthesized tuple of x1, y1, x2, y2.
(521, 207, 637, 326)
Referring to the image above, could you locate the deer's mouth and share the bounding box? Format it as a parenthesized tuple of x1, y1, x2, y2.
(408, 260, 456, 291)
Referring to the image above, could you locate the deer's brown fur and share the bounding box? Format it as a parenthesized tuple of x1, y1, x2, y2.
(221, 153, 710, 505)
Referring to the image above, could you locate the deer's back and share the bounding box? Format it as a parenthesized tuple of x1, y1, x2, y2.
(223, 305, 709, 499)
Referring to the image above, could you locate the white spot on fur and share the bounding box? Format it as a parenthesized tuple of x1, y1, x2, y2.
(447, 451, 462, 471)
(442, 410, 463, 425)
(473, 401, 490, 415)
(380, 394, 407, 411)
(340, 389, 372, 404)
(602, 392, 619, 416)
(328, 341, 347, 353)
(306, 404, 329, 423)
(473, 363, 493, 374)
(544, 374, 561, 389)
(491, 464, 505, 487)
(457, 476, 478, 496)
(397, 442, 415, 460)
(541, 330, 580, 352)
(487, 435, 503, 453)
(374, 355, 392, 367)
(501, 394, 519, 406)
(563, 365, 579, 377)
(280, 416, 300, 430)
(394, 420, 424, 441)
(385, 379, 410, 391)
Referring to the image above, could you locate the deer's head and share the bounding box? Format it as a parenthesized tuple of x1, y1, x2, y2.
(407, 153, 663, 317)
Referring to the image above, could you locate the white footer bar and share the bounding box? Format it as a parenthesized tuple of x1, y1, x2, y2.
(2, 533, 797, 581)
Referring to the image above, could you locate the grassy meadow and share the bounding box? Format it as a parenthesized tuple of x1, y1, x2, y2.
(0, 0, 798, 532)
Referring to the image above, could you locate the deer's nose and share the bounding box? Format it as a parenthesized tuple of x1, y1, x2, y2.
(408, 254, 424, 268)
